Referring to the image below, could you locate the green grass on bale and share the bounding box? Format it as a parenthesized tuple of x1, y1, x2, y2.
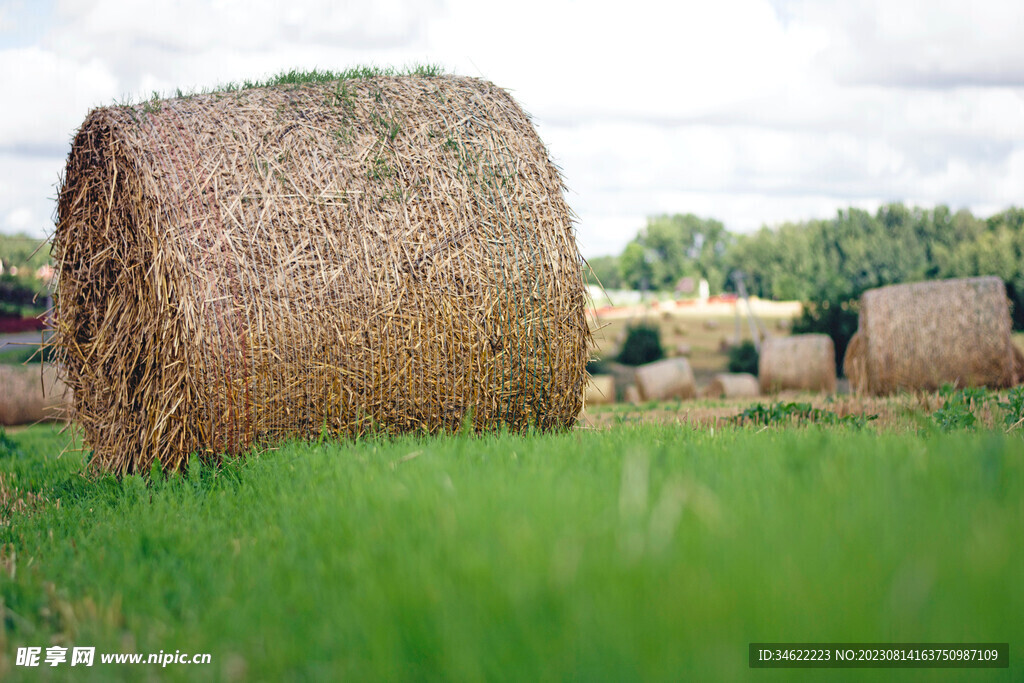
(124, 63, 447, 108)
(1, 423, 1022, 680)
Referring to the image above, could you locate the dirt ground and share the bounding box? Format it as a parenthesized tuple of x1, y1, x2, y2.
(578, 390, 1013, 432)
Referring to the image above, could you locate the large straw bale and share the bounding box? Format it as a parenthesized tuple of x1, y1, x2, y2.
(0, 365, 70, 425)
(52, 73, 589, 474)
(704, 372, 759, 399)
(844, 277, 1023, 395)
(758, 334, 836, 394)
(634, 358, 696, 401)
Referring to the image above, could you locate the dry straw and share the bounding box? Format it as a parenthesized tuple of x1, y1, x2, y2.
(52, 71, 589, 474)
(758, 334, 837, 394)
(634, 358, 696, 401)
(844, 277, 1024, 395)
(703, 372, 759, 399)
(0, 365, 70, 426)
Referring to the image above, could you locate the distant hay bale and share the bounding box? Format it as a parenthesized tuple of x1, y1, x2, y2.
(585, 375, 615, 406)
(624, 385, 641, 405)
(844, 331, 867, 392)
(634, 358, 696, 401)
(0, 365, 70, 425)
(601, 361, 638, 403)
(704, 372, 759, 399)
(669, 342, 691, 357)
(844, 277, 1023, 395)
(52, 73, 589, 474)
(758, 334, 836, 394)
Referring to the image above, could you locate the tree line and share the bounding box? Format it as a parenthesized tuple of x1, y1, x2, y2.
(587, 204, 1024, 369)
(0, 232, 52, 315)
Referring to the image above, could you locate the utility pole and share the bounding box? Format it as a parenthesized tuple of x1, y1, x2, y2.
(732, 271, 767, 352)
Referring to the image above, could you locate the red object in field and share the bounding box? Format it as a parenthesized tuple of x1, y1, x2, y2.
(0, 315, 46, 334)
(708, 294, 739, 304)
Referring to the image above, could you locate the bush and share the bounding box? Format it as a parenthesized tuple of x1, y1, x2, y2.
(727, 340, 759, 374)
(0, 275, 41, 315)
(616, 323, 664, 366)
(0, 343, 54, 365)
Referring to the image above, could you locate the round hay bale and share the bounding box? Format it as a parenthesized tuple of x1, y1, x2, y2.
(843, 277, 1023, 395)
(704, 372, 759, 399)
(844, 331, 868, 394)
(758, 334, 836, 394)
(601, 361, 638, 402)
(0, 365, 70, 425)
(585, 374, 615, 406)
(634, 358, 696, 401)
(52, 73, 589, 474)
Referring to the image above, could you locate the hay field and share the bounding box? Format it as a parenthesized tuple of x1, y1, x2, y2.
(588, 298, 800, 387)
(580, 388, 1011, 431)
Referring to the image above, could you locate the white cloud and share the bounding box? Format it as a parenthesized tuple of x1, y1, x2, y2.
(4, 206, 34, 231)
(780, 0, 1024, 87)
(2, 0, 1024, 254)
(0, 46, 117, 147)
(0, 152, 63, 236)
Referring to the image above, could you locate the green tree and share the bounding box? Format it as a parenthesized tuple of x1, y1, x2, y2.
(585, 255, 622, 289)
(618, 242, 654, 291)
(618, 214, 730, 293)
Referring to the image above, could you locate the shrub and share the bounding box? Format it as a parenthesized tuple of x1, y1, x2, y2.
(727, 340, 759, 374)
(616, 323, 664, 366)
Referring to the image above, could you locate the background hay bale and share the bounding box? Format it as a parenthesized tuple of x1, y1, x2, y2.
(0, 365, 70, 425)
(624, 385, 641, 405)
(585, 375, 615, 406)
(704, 372, 759, 399)
(844, 277, 1023, 395)
(758, 334, 836, 394)
(634, 358, 696, 401)
(666, 342, 691, 358)
(844, 331, 868, 394)
(52, 73, 589, 474)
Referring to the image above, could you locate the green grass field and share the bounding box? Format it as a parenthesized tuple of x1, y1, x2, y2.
(1, 422, 1022, 680)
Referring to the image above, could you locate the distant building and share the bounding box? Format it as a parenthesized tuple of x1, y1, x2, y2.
(675, 276, 695, 294)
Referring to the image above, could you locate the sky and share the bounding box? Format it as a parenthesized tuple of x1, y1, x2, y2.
(1, 0, 1023, 257)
